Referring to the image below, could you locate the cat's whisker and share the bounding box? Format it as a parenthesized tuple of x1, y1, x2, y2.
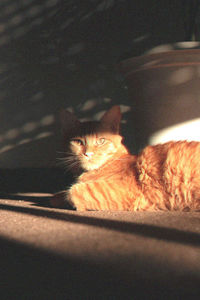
(56, 154, 79, 167)
(56, 150, 77, 156)
(57, 157, 80, 169)
(56, 151, 66, 154)
(56, 158, 78, 167)
(56, 156, 76, 161)
(63, 164, 80, 173)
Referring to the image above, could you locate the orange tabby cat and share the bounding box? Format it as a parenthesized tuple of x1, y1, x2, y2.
(51, 106, 200, 211)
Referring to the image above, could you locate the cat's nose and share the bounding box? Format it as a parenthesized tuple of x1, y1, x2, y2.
(84, 152, 94, 158)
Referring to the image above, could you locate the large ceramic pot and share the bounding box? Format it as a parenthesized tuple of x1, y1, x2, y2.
(119, 43, 200, 150)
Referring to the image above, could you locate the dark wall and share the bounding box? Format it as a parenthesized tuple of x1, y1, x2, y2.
(0, 0, 185, 168)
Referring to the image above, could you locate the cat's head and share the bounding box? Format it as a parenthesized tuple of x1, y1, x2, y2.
(60, 105, 128, 173)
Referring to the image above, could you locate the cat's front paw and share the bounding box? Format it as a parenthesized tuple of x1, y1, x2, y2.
(50, 191, 76, 210)
(67, 186, 89, 211)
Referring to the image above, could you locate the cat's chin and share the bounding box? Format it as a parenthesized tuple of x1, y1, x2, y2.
(81, 157, 109, 171)
(81, 160, 106, 171)
(82, 164, 102, 171)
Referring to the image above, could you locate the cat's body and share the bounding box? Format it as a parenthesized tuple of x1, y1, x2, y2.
(51, 106, 200, 211)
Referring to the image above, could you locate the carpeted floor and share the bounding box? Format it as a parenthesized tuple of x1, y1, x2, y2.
(0, 190, 199, 300)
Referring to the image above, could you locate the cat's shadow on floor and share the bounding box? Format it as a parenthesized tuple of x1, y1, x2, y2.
(0, 192, 74, 209)
(0, 196, 199, 248)
(0, 167, 76, 209)
(0, 167, 73, 194)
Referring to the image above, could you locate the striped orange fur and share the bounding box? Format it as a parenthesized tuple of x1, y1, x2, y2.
(51, 106, 200, 211)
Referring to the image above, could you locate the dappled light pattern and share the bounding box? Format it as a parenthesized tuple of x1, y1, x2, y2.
(146, 41, 200, 55)
(0, 0, 126, 47)
(0, 1, 196, 167)
(0, 0, 136, 168)
(169, 67, 194, 86)
(65, 98, 131, 122)
(120, 38, 200, 151)
(0, 114, 54, 154)
(0, 0, 59, 46)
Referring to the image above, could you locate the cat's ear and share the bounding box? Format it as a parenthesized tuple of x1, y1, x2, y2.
(100, 106, 121, 133)
(60, 109, 80, 133)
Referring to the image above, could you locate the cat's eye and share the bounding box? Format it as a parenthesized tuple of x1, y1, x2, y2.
(96, 138, 105, 145)
(71, 139, 84, 146)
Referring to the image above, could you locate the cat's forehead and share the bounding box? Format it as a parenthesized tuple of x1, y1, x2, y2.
(76, 132, 112, 140)
(79, 121, 101, 135)
(68, 120, 114, 137)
